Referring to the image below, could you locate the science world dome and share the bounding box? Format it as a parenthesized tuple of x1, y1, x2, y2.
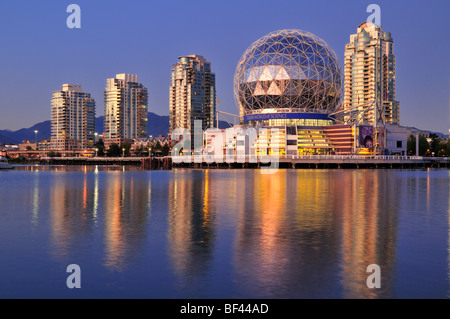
(234, 29, 342, 123)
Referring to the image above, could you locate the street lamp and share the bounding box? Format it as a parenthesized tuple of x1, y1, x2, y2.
(122, 148, 125, 157)
(34, 130, 38, 150)
(95, 148, 98, 157)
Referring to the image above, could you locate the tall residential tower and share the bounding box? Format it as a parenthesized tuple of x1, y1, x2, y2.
(104, 73, 148, 148)
(169, 55, 216, 136)
(344, 22, 400, 126)
(51, 84, 96, 151)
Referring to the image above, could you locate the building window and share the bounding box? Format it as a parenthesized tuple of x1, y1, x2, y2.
(397, 141, 402, 148)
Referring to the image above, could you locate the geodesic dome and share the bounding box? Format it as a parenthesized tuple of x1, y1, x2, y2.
(234, 29, 342, 115)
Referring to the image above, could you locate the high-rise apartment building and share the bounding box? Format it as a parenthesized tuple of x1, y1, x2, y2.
(51, 84, 96, 151)
(169, 55, 216, 137)
(344, 22, 400, 126)
(104, 74, 148, 148)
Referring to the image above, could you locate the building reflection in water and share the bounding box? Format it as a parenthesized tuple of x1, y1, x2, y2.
(167, 170, 216, 291)
(49, 166, 151, 271)
(337, 171, 398, 299)
(31, 169, 40, 230)
(103, 171, 150, 271)
(50, 169, 97, 261)
(233, 170, 340, 298)
(45, 165, 402, 297)
(165, 169, 399, 298)
(231, 170, 398, 298)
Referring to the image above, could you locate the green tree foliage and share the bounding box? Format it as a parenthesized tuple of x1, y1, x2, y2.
(162, 144, 170, 156)
(407, 134, 430, 156)
(107, 143, 122, 157)
(122, 142, 131, 157)
(95, 140, 105, 157)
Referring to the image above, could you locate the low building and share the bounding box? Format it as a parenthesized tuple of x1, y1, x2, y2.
(131, 136, 169, 155)
(385, 124, 408, 156)
(37, 140, 52, 151)
(204, 124, 357, 158)
(18, 140, 38, 151)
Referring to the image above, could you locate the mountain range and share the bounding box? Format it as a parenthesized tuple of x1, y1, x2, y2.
(0, 112, 232, 144)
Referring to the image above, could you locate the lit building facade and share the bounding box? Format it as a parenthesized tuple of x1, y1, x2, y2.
(169, 55, 216, 137)
(205, 125, 355, 157)
(234, 29, 342, 126)
(104, 74, 148, 148)
(344, 22, 400, 125)
(228, 29, 357, 156)
(51, 84, 95, 151)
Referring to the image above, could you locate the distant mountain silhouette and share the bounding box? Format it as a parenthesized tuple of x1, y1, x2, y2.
(94, 112, 171, 138)
(0, 112, 232, 144)
(0, 120, 51, 144)
(0, 133, 18, 145)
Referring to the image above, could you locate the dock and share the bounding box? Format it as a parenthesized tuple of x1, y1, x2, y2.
(40, 155, 450, 170)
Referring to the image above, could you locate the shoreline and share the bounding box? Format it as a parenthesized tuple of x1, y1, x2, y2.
(19, 155, 450, 170)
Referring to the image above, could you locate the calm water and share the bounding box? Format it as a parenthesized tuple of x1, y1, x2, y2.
(0, 165, 449, 299)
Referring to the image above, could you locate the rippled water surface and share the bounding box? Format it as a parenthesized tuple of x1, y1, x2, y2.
(0, 165, 449, 298)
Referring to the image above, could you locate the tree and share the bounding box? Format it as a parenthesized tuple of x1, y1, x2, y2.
(407, 134, 430, 156)
(95, 140, 105, 157)
(108, 143, 122, 157)
(154, 141, 162, 151)
(446, 139, 450, 157)
(429, 134, 442, 156)
(121, 142, 131, 157)
(407, 135, 416, 155)
(162, 143, 170, 156)
(419, 135, 430, 156)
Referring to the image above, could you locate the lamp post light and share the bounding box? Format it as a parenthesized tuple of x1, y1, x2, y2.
(122, 148, 125, 158)
(95, 148, 98, 157)
(34, 130, 38, 150)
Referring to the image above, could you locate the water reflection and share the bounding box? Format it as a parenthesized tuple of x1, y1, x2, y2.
(167, 170, 216, 291)
(31, 170, 40, 230)
(47, 167, 151, 271)
(337, 171, 398, 299)
(7, 165, 447, 298)
(166, 169, 399, 298)
(102, 172, 151, 271)
(230, 170, 398, 298)
(50, 171, 97, 260)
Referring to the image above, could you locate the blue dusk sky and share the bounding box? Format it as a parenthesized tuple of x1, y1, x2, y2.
(0, 0, 449, 133)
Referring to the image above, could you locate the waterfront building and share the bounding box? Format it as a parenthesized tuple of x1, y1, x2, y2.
(104, 74, 148, 149)
(51, 84, 95, 151)
(231, 29, 359, 155)
(131, 135, 169, 155)
(37, 139, 52, 151)
(204, 124, 356, 158)
(234, 29, 342, 127)
(385, 123, 408, 155)
(344, 22, 400, 125)
(169, 55, 216, 139)
(18, 140, 38, 151)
